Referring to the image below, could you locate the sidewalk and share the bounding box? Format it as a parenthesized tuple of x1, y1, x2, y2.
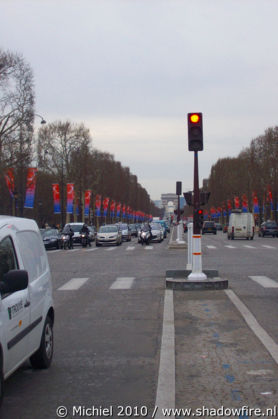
(172, 289, 278, 416)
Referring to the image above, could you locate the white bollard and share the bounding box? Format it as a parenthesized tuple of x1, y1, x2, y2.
(176, 220, 185, 243)
(186, 223, 193, 270)
(188, 234, 207, 280)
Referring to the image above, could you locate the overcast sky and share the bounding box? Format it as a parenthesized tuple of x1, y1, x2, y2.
(1, 0, 278, 201)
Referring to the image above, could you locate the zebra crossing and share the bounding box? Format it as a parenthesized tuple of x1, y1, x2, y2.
(205, 244, 278, 251)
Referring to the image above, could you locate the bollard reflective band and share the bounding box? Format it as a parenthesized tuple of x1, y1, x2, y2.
(193, 252, 202, 255)
(192, 235, 201, 238)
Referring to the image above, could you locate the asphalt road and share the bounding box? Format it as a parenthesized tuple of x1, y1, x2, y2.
(1, 230, 278, 418)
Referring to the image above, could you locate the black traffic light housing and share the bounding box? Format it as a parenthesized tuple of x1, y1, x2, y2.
(188, 113, 203, 151)
(194, 208, 204, 231)
(200, 191, 210, 206)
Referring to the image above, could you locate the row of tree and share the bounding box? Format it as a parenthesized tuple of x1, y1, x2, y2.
(206, 126, 278, 222)
(0, 49, 161, 227)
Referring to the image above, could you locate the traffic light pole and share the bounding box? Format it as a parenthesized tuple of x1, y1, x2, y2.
(188, 151, 207, 280)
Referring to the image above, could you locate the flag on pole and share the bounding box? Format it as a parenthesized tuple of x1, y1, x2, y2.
(24, 168, 38, 209)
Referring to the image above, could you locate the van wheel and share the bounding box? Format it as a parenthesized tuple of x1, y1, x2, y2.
(30, 316, 53, 369)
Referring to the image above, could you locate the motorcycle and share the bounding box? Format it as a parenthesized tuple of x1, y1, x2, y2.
(140, 230, 151, 246)
(61, 234, 72, 249)
(80, 232, 91, 248)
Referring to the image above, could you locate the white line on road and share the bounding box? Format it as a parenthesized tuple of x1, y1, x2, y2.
(126, 246, 135, 251)
(85, 248, 98, 252)
(145, 246, 154, 250)
(206, 245, 217, 249)
(249, 276, 278, 288)
(58, 277, 89, 291)
(105, 247, 117, 251)
(110, 277, 135, 289)
(261, 245, 276, 249)
(154, 289, 175, 418)
(47, 249, 61, 253)
(224, 245, 236, 249)
(225, 289, 278, 365)
(244, 245, 256, 249)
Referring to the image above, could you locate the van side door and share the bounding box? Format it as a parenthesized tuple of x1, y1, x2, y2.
(0, 235, 31, 377)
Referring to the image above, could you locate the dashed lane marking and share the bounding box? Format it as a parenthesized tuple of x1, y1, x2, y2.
(110, 277, 135, 289)
(85, 248, 98, 252)
(224, 245, 236, 249)
(249, 276, 278, 288)
(243, 245, 256, 249)
(261, 245, 276, 249)
(126, 246, 135, 251)
(58, 277, 89, 291)
(206, 245, 217, 249)
(144, 246, 154, 250)
(105, 247, 117, 251)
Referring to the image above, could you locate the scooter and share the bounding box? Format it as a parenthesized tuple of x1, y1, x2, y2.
(140, 230, 151, 246)
(80, 233, 91, 247)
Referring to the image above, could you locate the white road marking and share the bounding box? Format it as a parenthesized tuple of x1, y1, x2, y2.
(85, 247, 98, 252)
(105, 247, 117, 251)
(225, 289, 278, 364)
(47, 249, 61, 253)
(145, 246, 154, 250)
(249, 276, 278, 288)
(244, 245, 256, 249)
(58, 277, 89, 291)
(207, 245, 217, 249)
(225, 245, 236, 249)
(262, 245, 276, 249)
(155, 289, 175, 418)
(110, 277, 135, 289)
(126, 246, 135, 251)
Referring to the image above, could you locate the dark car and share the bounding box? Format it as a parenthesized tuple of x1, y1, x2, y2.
(202, 221, 217, 235)
(258, 221, 278, 237)
(41, 228, 61, 249)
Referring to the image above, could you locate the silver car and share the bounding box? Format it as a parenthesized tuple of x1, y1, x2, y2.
(150, 222, 164, 243)
(96, 225, 122, 246)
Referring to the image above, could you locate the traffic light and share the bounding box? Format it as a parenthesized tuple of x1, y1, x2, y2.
(183, 192, 193, 206)
(187, 112, 203, 151)
(194, 208, 204, 231)
(176, 181, 182, 196)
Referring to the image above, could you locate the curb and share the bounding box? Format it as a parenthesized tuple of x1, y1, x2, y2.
(165, 269, 228, 291)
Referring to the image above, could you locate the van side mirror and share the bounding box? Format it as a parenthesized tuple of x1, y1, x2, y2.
(0, 270, 29, 294)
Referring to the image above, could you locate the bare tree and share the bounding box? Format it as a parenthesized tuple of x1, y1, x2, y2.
(0, 49, 34, 168)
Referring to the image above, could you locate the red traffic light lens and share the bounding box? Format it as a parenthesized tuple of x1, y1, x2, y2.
(189, 114, 200, 124)
(198, 209, 203, 215)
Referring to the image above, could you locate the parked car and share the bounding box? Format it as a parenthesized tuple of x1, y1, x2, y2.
(41, 228, 61, 250)
(202, 221, 217, 235)
(150, 222, 164, 242)
(258, 221, 278, 237)
(96, 224, 122, 246)
(117, 223, 131, 241)
(0, 216, 54, 404)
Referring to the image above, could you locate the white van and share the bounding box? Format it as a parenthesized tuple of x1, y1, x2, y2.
(0, 216, 54, 404)
(227, 211, 255, 240)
